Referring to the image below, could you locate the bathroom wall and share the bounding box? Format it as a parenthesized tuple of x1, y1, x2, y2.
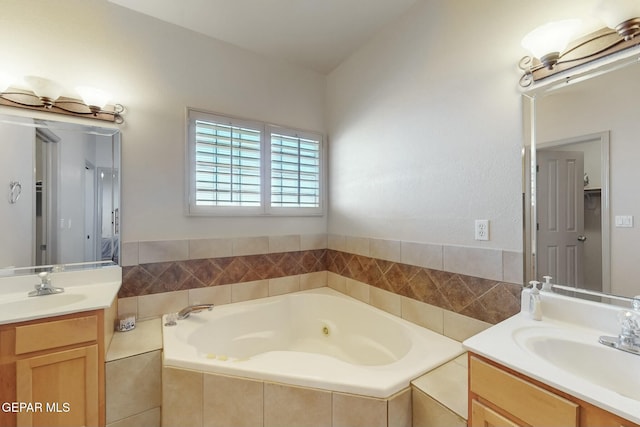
(1, 0, 599, 308)
(0, 0, 327, 244)
(326, 0, 590, 253)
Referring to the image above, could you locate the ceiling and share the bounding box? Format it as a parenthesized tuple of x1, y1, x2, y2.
(108, 0, 420, 74)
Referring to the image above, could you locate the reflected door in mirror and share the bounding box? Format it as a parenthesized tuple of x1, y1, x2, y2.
(537, 150, 584, 287)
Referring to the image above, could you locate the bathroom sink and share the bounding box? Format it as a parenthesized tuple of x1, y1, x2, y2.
(0, 266, 122, 324)
(514, 327, 640, 401)
(0, 293, 87, 319)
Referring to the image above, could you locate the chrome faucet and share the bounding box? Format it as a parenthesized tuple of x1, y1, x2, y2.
(177, 304, 214, 320)
(28, 272, 64, 297)
(599, 296, 640, 356)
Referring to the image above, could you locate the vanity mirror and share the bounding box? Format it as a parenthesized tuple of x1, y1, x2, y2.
(0, 112, 120, 275)
(524, 52, 640, 299)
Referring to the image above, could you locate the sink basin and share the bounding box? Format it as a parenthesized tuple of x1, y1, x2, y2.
(0, 293, 87, 319)
(514, 327, 640, 401)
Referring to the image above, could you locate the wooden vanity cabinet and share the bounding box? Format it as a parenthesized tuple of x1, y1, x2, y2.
(0, 310, 105, 427)
(468, 353, 639, 427)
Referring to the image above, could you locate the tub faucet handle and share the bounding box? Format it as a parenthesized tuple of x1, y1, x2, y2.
(177, 304, 214, 320)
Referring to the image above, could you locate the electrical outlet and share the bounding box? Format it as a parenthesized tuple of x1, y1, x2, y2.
(475, 219, 489, 241)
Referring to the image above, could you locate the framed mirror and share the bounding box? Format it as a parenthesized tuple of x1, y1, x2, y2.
(0, 113, 120, 275)
(524, 54, 640, 299)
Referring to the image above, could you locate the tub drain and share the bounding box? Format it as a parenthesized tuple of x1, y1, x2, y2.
(322, 326, 330, 336)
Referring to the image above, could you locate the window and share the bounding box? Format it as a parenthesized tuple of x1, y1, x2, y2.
(187, 109, 323, 216)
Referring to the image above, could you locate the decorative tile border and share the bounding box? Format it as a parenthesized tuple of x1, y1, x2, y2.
(120, 247, 521, 324)
(326, 250, 521, 324)
(119, 250, 326, 298)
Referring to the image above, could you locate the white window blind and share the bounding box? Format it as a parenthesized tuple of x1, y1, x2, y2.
(193, 117, 262, 207)
(270, 131, 321, 208)
(187, 109, 323, 216)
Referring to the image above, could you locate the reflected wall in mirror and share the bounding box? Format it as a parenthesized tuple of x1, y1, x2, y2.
(525, 59, 640, 298)
(0, 113, 120, 274)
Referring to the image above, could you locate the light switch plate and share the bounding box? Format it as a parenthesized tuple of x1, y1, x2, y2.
(615, 215, 634, 228)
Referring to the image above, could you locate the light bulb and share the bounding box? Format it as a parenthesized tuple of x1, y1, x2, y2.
(521, 19, 582, 68)
(595, 0, 640, 28)
(75, 86, 112, 111)
(24, 76, 63, 107)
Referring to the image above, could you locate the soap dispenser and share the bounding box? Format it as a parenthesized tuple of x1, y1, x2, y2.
(528, 280, 542, 321)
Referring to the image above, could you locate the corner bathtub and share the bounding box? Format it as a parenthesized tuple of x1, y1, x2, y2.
(162, 287, 463, 398)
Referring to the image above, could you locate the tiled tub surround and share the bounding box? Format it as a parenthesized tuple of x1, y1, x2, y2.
(119, 245, 521, 325)
(161, 287, 464, 427)
(162, 288, 463, 398)
(163, 368, 413, 427)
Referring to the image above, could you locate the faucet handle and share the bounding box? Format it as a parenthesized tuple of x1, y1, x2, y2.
(37, 272, 50, 285)
(618, 309, 640, 335)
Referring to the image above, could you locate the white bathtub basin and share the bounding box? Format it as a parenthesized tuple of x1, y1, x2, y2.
(163, 287, 464, 398)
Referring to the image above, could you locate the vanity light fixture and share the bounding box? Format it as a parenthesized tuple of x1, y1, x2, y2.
(0, 75, 124, 123)
(596, 0, 640, 40)
(521, 19, 582, 70)
(519, 0, 640, 87)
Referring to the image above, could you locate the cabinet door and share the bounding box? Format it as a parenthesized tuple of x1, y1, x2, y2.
(16, 345, 99, 427)
(471, 400, 521, 427)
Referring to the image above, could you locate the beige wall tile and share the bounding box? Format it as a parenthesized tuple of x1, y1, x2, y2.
(412, 387, 466, 427)
(333, 392, 387, 427)
(189, 238, 233, 259)
(442, 310, 491, 342)
(264, 383, 331, 427)
(300, 233, 327, 250)
(203, 374, 263, 427)
(117, 296, 137, 319)
(370, 286, 401, 317)
(106, 350, 162, 423)
(346, 278, 369, 303)
(503, 250, 523, 285)
(388, 388, 412, 427)
(139, 240, 189, 264)
(138, 290, 189, 320)
(269, 234, 301, 253)
(189, 284, 232, 306)
(327, 271, 347, 294)
(232, 236, 269, 256)
(300, 271, 327, 290)
(443, 245, 502, 282)
(400, 242, 443, 270)
(370, 238, 401, 262)
(106, 407, 160, 427)
(411, 356, 468, 419)
(269, 275, 300, 296)
(120, 241, 139, 266)
(401, 296, 444, 334)
(345, 236, 370, 256)
(162, 367, 203, 427)
(327, 234, 346, 251)
(231, 279, 269, 302)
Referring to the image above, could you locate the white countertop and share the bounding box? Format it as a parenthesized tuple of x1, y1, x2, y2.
(463, 289, 640, 424)
(0, 265, 122, 325)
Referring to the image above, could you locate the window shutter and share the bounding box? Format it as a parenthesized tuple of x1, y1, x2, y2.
(270, 131, 321, 208)
(187, 109, 323, 216)
(194, 118, 262, 207)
